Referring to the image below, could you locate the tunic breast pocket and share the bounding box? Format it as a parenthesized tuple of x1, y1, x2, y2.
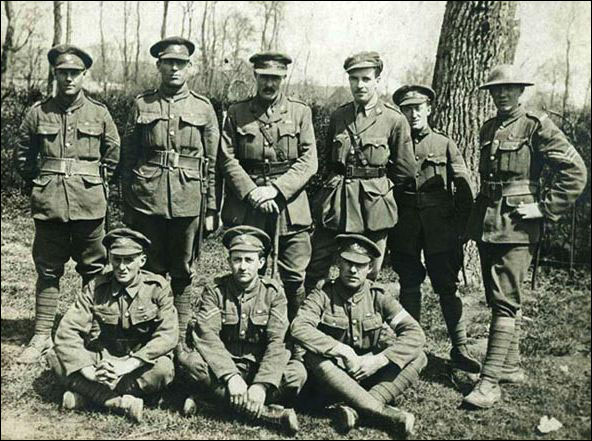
(137, 112, 166, 148)
(179, 114, 205, 152)
(248, 312, 269, 343)
(332, 134, 350, 163)
(36, 123, 61, 156)
(221, 312, 240, 342)
(277, 123, 300, 160)
(130, 303, 161, 334)
(93, 305, 120, 338)
(361, 138, 389, 165)
(77, 121, 103, 159)
(361, 313, 383, 348)
(422, 155, 447, 186)
(319, 313, 349, 341)
(236, 125, 259, 159)
(498, 139, 530, 176)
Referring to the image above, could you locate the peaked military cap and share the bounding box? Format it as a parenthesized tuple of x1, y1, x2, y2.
(103, 228, 151, 256)
(150, 36, 195, 60)
(249, 52, 292, 76)
(343, 51, 383, 74)
(479, 64, 534, 89)
(48, 44, 93, 70)
(223, 226, 271, 255)
(393, 84, 436, 107)
(336, 234, 382, 264)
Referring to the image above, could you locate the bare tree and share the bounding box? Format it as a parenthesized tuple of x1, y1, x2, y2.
(1, 1, 37, 75)
(65, 1, 72, 44)
(255, 1, 285, 51)
(135, 1, 141, 82)
(161, 0, 169, 39)
(122, 1, 130, 84)
(431, 1, 520, 281)
(47, 1, 64, 95)
(99, 0, 108, 94)
(562, 3, 577, 116)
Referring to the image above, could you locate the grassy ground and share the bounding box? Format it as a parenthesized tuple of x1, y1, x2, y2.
(1, 195, 591, 440)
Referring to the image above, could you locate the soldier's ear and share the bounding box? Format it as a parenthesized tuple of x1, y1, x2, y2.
(258, 255, 267, 270)
(138, 253, 147, 268)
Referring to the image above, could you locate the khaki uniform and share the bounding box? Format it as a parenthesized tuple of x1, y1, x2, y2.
(468, 107, 587, 316)
(291, 279, 426, 405)
(179, 274, 306, 402)
(51, 270, 178, 396)
(121, 84, 219, 338)
(16, 92, 120, 281)
(219, 94, 317, 318)
(306, 99, 415, 287)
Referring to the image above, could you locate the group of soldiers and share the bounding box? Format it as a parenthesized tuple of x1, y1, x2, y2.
(14, 36, 587, 437)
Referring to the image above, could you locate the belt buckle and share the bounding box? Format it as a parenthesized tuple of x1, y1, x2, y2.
(345, 165, 354, 179)
(262, 161, 271, 175)
(167, 151, 179, 169)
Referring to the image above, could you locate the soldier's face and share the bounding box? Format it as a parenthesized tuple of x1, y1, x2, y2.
(228, 251, 266, 286)
(489, 85, 524, 113)
(337, 257, 371, 290)
(348, 67, 380, 106)
(157, 59, 191, 88)
(55, 68, 86, 97)
(401, 103, 431, 131)
(110, 253, 147, 286)
(255, 73, 284, 101)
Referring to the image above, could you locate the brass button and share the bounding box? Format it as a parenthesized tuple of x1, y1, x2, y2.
(415, 156, 419, 160)
(353, 336, 358, 341)
(170, 114, 175, 118)
(65, 142, 71, 148)
(490, 155, 495, 160)
(125, 312, 130, 317)
(493, 140, 499, 146)
(352, 319, 357, 324)
(241, 313, 246, 319)
(169, 130, 175, 136)
(257, 310, 263, 314)
(143, 315, 148, 319)
(240, 330, 245, 335)
(428, 153, 433, 157)
(489, 173, 494, 178)
(138, 306, 143, 310)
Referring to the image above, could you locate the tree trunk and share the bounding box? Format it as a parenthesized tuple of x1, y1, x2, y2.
(48, 0, 64, 95)
(65, 1, 72, 44)
(100, 0, 107, 94)
(161, 0, 169, 39)
(431, 1, 520, 283)
(135, 1, 141, 82)
(122, 1, 130, 84)
(1, 1, 16, 75)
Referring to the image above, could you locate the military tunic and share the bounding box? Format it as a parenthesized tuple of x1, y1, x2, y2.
(16, 92, 120, 280)
(121, 84, 219, 282)
(306, 99, 415, 286)
(179, 274, 306, 397)
(219, 93, 317, 318)
(290, 279, 426, 403)
(468, 106, 587, 316)
(389, 126, 473, 293)
(52, 270, 178, 394)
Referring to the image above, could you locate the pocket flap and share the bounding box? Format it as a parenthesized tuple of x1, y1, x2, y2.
(362, 314, 383, 331)
(130, 303, 159, 325)
(32, 175, 53, 187)
(424, 154, 447, 165)
(221, 312, 239, 325)
(498, 141, 523, 151)
(278, 124, 298, 137)
(250, 313, 269, 326)
(180, 114, 206, 126)
(37, 124, 60, 136)
(181, 169, 201, 180)
(94, 306, 120, 325)
(78, 122, 103, 136)
(360, 178, 393, 197)
(237, 124, 258, 136)
(363, 138, 388, 148)
(321, 313, 349, 330)
(137, 112, 165, 124)
(81, 175, 103, 185)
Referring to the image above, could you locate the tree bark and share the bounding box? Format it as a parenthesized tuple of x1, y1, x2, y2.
(48, 0, 64, 95)
(1, 1, 16, 75)
(135, 1, 141, 82)
(161, 0, 169, 39)
(431, 1, 520, 282)
(122, 1, 130, 84)
(100, 0, 107, 94)
(65, 1, 72, 44)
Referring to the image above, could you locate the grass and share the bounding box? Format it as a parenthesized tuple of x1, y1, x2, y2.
(1, 197, 591, 439)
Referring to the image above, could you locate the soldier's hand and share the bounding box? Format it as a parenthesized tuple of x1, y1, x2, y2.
(79, 366, 98, 382)
(258, 185, 278, 202)
(335, 343, 361, 374)
(258, 200, 280, 215)
(227, 374, 248, 411)
(245, 383, 267, 418)
(514, 202, 544, 220)
(247, 187, 267, 207)
(352, 354, 389, 382)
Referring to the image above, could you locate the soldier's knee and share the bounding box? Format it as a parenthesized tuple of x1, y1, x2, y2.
(283, 359, 308, 393)
(177, 350, 210, 384)
(46, 348, 68, 381)
(305, 353, 337, 376)
(413, 351, 428, 372)
(138, 356, 175, 394)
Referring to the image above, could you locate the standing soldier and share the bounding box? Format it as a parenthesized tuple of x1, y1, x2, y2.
(292, 234, 425, 437)
(121, 37, 219, 347)
(15, 44, 120, 364)
(47, 228, 178, 422)
(388, 85, 481, 374)
(178, 226, 306, 434)
(463, 65, 587, 408)
(305, 51, 415, 291)
(218, 52, 317, 320)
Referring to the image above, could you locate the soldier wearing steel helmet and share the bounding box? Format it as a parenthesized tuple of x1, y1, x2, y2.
(305, 51, 416, 292)
(121, 37, 220, 349)
(388, 84, 481, 375)
(46, 228, 178, 422)
(15, 44, 120, 364)
(292, 234, 425, 437)
(218, 52, 317, 321)
(177, 226, 306, 434)
(463, 64, 587, 409)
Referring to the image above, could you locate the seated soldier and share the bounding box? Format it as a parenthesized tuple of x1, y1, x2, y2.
(177, 226, 306, 434)
(47, 228, 178, 422)
(291, 234, 427, 438)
